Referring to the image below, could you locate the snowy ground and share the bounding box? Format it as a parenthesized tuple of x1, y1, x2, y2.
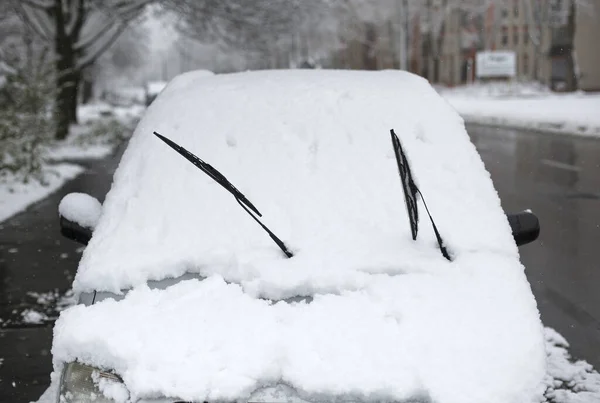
(543, 328, 600, 403)
(0, 102, 142, 223)
(439, 82, 600, 137)
(0, 164, 84, 223)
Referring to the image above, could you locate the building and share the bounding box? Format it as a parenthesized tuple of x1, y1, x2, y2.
(574, 3, 600, 91)
(411, 1, 553, 86)
(411, 0, 599, 91)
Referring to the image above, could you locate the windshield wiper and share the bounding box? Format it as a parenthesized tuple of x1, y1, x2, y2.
(390, 129, 450, 261)
(154, 131, 293, 258)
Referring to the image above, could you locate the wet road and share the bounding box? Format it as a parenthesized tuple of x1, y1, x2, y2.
(469, 124, 600, 368)
(0, 126, 599, 402)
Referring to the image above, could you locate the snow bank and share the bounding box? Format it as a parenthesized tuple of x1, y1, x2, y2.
(58, 192, 102, 229)
(440, 83, 600, 137)
(0, 164, 83, 223)
(543, 328, 600, 402)
(21, 309, 48, 324)
(55, 70, 545, 403)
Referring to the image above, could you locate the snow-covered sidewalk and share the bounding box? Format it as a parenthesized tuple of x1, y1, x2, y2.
(439, 83, 600, 137)
(0, 102, 142, 223)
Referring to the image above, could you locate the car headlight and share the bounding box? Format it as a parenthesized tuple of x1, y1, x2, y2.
(58, 362, 129, 403)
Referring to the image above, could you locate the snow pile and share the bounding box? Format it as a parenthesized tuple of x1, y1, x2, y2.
(54, 70, 544, 403)
(440, 83, 600, 137)
(543, 328, 600, 403)
(59, 192, 102, 229)
(437, 81, 551, 99)
(21, 309, 48, 325)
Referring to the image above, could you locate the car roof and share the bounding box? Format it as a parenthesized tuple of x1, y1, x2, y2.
(75, 69, 517, 295)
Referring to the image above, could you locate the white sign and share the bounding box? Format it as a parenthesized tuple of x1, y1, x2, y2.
(476, 51, 516, 78)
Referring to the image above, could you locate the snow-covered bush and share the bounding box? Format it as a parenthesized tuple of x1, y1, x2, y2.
(0, 49, 55, 185)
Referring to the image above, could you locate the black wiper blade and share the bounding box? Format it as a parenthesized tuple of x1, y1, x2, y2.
(154, 131, 262, 217)
(154, 131, 293, 258)
(390, 129, 450, 261)
(391, 130, 419, 241)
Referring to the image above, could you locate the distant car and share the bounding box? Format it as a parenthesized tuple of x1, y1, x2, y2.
(49, 70, 543, 403)
(144, 71, 215, 107)
(143, 80, 168, 106)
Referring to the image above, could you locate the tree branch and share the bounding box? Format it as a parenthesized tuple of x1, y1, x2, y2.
(12, 3, 52, 42)
(76, 21, 128, 70)
(74, 17, 118, 52)
(74, 0, 148, 52)
(19, 0, 52, 11)
(67, 0, 86, 39)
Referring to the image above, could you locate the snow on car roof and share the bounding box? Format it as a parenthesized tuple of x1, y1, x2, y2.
(58, 70, 545, 403)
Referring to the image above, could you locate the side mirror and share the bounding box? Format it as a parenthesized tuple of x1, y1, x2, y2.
(507, 211, 540, 246)
(58, 193, 102, 246)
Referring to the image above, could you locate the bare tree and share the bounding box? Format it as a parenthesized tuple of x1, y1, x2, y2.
(10, 0, 152, 139)
(165, 0, 297, 52)
(164, 0, 344, 68)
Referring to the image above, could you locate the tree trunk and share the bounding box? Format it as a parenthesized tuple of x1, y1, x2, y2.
(52, 0, 80, 139)
(81, 78, 93, 104)
(564, 0, 578, 92)
(54, 55, 79, 139)
(68, 72, 80, 123)
(363, 22, 378, 70)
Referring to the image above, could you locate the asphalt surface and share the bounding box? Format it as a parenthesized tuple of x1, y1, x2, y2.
(0, 125, 599, 402)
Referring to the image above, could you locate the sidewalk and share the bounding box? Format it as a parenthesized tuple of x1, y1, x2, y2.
(439, 83, 600, 138)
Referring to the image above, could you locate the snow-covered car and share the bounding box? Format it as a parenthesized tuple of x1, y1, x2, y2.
(48, 70, 544, 403)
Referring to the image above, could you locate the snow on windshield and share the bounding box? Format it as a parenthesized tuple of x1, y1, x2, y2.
(52, 70, 546, 403)
(75, 69, 519, 297)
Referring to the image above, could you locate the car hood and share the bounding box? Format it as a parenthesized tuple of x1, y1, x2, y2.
(55, 255, 544, 403)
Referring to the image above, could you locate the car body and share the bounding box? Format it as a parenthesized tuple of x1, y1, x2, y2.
(46, 70, 545, 403)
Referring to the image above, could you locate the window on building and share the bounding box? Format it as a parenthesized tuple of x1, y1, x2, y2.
(502, 26, 508, 46)
(524, 27, 529, 44)
(523, 54, 529, 75)
(513, 26, 519, 45)
(514, 1, 519, 18)
(502, 8, 508, 19)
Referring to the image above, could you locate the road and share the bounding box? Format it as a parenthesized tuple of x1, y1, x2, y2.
(0, 125, 599, 402)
